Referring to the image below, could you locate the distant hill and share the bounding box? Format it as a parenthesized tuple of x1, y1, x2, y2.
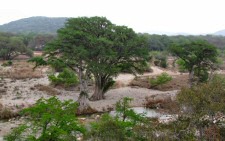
(214, 29, 225, 36)
(0, 16, 68, 34)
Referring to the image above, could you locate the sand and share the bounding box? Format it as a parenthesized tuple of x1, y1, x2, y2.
(0, 65, 179, 138)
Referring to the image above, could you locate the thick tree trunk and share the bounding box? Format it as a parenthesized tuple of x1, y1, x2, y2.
(90, 84, 104, 101)
(77, 91, 95, 115)
(90, 75, 114, 101)
(76, 67, 92, 114)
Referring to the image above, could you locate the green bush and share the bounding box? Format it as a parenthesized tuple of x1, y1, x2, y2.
(2, 60, 13, 67)
(87, 97, 149, 141)
(149, 72, 172, 88)
(176, 58, 187, 72)
(48, 68, 79, 87)
(4, 97, 85, 141)
(177, 75, 225, 140)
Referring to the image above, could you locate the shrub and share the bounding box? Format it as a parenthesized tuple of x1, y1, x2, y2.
(150, 51, 168, 68)
(2, 60, 13, 67)
(176, 58, 187, 72)
(177, 74, 225, 117)
(4, 97, 85, 141)
(48, 68, 79, 87)
(177, 75, 225, 140)
(87, 97, 148, 140)
(149, 72, 172, 88)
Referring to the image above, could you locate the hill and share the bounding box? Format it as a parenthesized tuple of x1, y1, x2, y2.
(0, 16, 68, 34)
(214, 29, 225, 36)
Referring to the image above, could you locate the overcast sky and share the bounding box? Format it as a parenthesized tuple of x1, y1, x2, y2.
(0, 0, 224, 34)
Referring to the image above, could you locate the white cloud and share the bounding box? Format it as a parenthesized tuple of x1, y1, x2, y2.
(0, 0, 225, 34)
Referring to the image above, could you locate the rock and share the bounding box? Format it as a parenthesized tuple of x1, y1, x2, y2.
(145, 94, 172, 109)
(95, 115, 100, 120)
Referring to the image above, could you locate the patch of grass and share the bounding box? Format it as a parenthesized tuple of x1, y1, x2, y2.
(34, 84, 60, 96)
(2, 60, 13, 67)
(0, 60, 44, 79)
(149, 72, 172, 88)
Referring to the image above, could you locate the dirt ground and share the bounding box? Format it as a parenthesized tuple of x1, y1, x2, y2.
(0, 60, 205, 138)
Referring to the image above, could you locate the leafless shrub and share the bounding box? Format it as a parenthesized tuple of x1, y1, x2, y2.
(145, 95, 179, 113)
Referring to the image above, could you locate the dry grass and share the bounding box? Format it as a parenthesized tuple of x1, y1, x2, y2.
(76, 106, 98, 115)
(0, 105, 18, 119)
(0, 60, 44, 79)
(145, 95, 180, 113)
(34, 84, 60, 96)
(129, 76, 150, 88)
(129, 74, 189, 91)
(113, 81, 126, 89)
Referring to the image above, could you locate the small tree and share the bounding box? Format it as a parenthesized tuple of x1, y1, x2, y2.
(4, 97, 85, 141)
(169, 40, 218, 86)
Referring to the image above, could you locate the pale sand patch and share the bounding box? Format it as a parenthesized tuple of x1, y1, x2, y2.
(0, 66, 180, 138)
(114, 66, 180, 86)
(90, 87, 177, 111)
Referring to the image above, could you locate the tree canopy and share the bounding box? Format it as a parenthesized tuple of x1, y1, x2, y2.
(44, 16, 149, 101)
(0, 32, 33, 60)
(169, 40, 218, 86)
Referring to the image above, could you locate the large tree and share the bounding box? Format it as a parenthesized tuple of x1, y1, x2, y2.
(169, 40, 218, 86)
(45, 16, 149, 101)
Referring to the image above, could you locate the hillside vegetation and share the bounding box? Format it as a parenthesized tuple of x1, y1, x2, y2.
(0, 17, 68, 34)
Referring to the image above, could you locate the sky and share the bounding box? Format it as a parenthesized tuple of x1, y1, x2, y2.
(0, 0, 225, 35)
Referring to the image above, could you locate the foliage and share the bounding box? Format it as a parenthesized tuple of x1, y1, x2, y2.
(1, 60, 13, 67)
(150, 51, 168, 68)
(4, 97, 85, 141)
(157, 116, 197, 141)
(28, 56, 47, 69)
(177, 75, 225, 140)
(176, 58, 187, 72)
(4, 125, 28, 141)
(169, 40, 218, 85)
(141, 33, 225, 51)
(48, 68, 79, 87)
(87, 97, 149, 140)
(0, 17, 67, 34)
(48, 58, 67, 72)
(44, 16, 149, 100)
(0, 32, 33, 60)
(149, 72, 172, 88)
(177, 74, 225, 117)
